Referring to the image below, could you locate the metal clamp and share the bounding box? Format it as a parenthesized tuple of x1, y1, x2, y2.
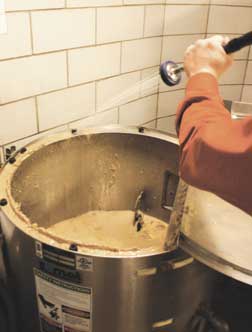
(2, 146, 27, 168)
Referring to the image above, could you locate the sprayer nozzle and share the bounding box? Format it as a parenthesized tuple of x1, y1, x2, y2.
(160, 61, 182, 87)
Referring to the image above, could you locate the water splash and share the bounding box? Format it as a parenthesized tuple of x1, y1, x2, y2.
(97, 72, 160, 113)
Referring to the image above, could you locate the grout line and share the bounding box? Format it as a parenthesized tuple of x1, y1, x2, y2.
(0, 64, 160, 107)
(119, 42, 123, 74)
(34, 96, 40, 132)
(142, 113, 176, 126)
(10, 3, 252, 14)
(205, 1, 211, 38)
(0, 36, 166, 63)
(5, 4, 212, 14)
(142, 5, 146, 38)
(95, 8, 98, 44)
(0, 59, 246, 108)
(28, 11, 34, 53)
(2, 32, 248, 64)
(156, 3, 167, 129)
(3, 93, 159, 147)
(95, 81, 98, 113)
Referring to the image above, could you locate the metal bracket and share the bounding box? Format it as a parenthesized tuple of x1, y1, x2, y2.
(164, 179, 188, 251)
(231, 100, 252, 120)
(161, 170, 179, 212)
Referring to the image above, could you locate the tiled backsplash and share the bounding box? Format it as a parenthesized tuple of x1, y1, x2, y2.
(0, 0, 251, 164)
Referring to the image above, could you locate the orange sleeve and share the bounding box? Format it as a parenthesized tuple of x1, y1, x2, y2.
(176, 73, 252, 214)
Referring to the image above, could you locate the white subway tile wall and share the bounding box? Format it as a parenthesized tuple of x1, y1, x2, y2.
(0, 52, 67, 104)
(119, 94, 158, 126)
(121, 37, 162, 72)
(158, 90, 185, 117)
(144, 5, 165, 37)
(97, 7, 145, 44)
(68, 43, 121, 85)
(163, 5, 209, 35)
(0, 98, 37, 145)
(208, 6, 252, 34)
(5, 0, 65, 11)
(31, 9, 96, 53)
(96, 71, 141, 112)
(161, 34, 204, 63)
(0, 1, 251, 163)
(37, 83, 96, 131)
(242, 86, 252, 103)
(67, 0, 122, 7)
(0, 13, 32, 60)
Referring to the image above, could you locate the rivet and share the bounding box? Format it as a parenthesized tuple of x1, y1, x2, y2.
(69, 243, 78, 251)
(0, 199, 8, 207)
(20, 147, 27, 154)
(8, 157, 16, 164)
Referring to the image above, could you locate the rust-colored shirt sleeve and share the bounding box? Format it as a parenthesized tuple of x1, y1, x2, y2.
(176, 73, 252, 214)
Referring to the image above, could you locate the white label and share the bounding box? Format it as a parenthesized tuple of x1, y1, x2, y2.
(76, 255, 93, 272)
(34, 269, 92, 332)
(35, 241, 43, 259)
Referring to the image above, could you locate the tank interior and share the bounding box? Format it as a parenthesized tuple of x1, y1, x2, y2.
(11, 133, 179, 229)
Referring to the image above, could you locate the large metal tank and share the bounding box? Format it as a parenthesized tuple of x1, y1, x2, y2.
(0, 126, 219, 332)
(179, 186, 252, 285)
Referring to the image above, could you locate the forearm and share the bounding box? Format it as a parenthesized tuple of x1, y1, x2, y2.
(176, 73, 252, 213)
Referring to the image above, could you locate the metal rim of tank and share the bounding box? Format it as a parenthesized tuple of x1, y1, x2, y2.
(0, 125, 179, 260)
(180, 235, 252, 286)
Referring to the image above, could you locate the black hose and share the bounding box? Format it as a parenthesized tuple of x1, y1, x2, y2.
(224, 31, 252, 54)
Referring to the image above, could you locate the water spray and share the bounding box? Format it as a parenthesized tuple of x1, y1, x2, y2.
(160, 31, 252, 87)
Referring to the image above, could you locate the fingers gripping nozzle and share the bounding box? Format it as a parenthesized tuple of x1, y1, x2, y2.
(159, 61, 183, 87)
(160, 31, 252, 87)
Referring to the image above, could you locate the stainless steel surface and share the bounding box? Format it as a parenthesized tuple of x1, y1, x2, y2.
(165, 180, 188, 251)
(0, 126, 218, 332)
(179, 186, 252, 285)
(166, 62, 182, 83)
(231, 101, 252, 119)
(161, 171, 179, 212)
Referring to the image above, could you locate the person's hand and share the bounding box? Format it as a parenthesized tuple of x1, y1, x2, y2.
(184, 35, 233, 79)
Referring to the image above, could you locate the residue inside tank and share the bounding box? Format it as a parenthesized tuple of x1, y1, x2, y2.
(44, 210, 168, 253)
(18, 208, 169, 256)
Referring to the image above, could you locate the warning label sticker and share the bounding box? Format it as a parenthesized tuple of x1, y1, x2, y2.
(35, 242, 93, 272)
(75, 255, 93, 272)
(34, 269, 92, 332)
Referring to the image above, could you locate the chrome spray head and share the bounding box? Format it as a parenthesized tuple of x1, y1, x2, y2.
(159, 61, 184, 87)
